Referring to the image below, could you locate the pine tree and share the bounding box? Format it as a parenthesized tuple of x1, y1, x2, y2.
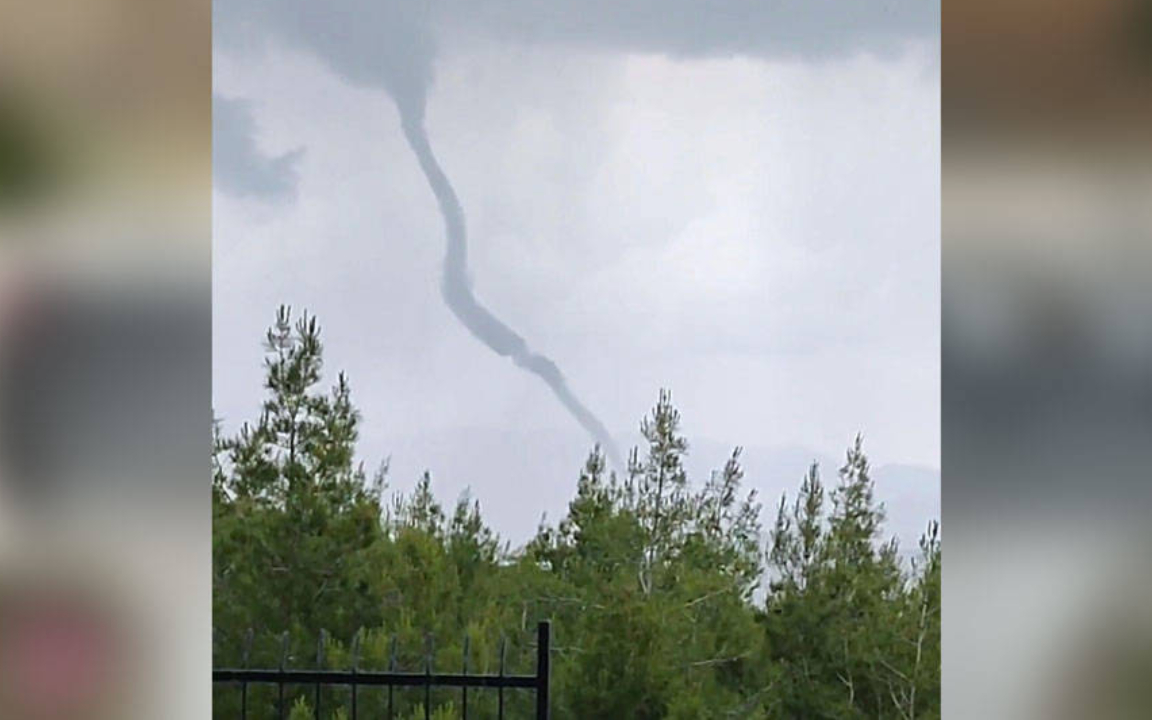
(212, 309, 940, 719)
(762, 436, 922, 718)
(213, 306, 383, 658)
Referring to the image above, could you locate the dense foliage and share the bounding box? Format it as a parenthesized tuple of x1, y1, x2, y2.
(214, 308, 940, 718)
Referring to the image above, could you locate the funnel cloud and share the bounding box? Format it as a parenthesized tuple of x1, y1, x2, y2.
(213, 0, 625, 464)
(395, 97, 625, 468)
(213, 0, 938, 477)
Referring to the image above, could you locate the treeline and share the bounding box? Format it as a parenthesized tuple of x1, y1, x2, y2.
(213, 308, 940, 718)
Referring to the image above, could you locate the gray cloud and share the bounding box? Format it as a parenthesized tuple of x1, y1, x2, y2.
(216, 0, 646, 461)
(213, 1, 433, 109)
(213, 95, 303, 200)
(211, 4, 940, 535)
(212, 1, 939, 129)
(434, 0, 937, 59)
(216, 1, 937, 73)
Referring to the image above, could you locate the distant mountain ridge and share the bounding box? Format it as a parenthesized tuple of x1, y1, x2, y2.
(366, 426, 940, 555)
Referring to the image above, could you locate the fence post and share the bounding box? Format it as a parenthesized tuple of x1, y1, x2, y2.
(241, 628, 254, 720)
(498, 635, 506, 719)
(350, 630, 361, 720)
(461, 634, 470, 720)
(387, 635, 397, 719)
(315, 630, 326, 720)
(424, 633, 433, 720)
(278, 632, 290, 720)
(535, 621, 551, 720)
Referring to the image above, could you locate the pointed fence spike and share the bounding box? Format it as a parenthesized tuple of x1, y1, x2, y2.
(350, 630, 362, 717)
(241, 628, 253, 720)
(242, 628, 254, 667)
(498, 635, 507, 719)
(278, 631, 290, 720)
(424, 633, 433, 720)
(387, 635, 397, 720)
(462, 633, 470, 719)
(314, 630, 326, 720)
(279, 632, 290, 670)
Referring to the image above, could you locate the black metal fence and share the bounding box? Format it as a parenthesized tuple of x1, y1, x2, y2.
(214, 621, 550, 720)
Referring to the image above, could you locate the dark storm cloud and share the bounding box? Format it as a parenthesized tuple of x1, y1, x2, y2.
(216, 0, 632, 464)
(211, 0, 936, 468)
(215, 1, 937, 73)
(434, 0, 938, 59)
(213, 1, 435, 109)
(211, 0, 937, 204)
(213, 95, 303, 200)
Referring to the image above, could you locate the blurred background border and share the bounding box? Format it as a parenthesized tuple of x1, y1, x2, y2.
(1, 1, 210, 718)
(944, 0, 1152, 717)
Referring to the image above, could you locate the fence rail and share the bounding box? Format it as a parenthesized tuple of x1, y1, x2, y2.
(213, 621, 551, 720)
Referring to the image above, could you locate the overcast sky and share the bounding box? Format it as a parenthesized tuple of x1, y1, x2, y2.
(212, 2, 940, 544)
